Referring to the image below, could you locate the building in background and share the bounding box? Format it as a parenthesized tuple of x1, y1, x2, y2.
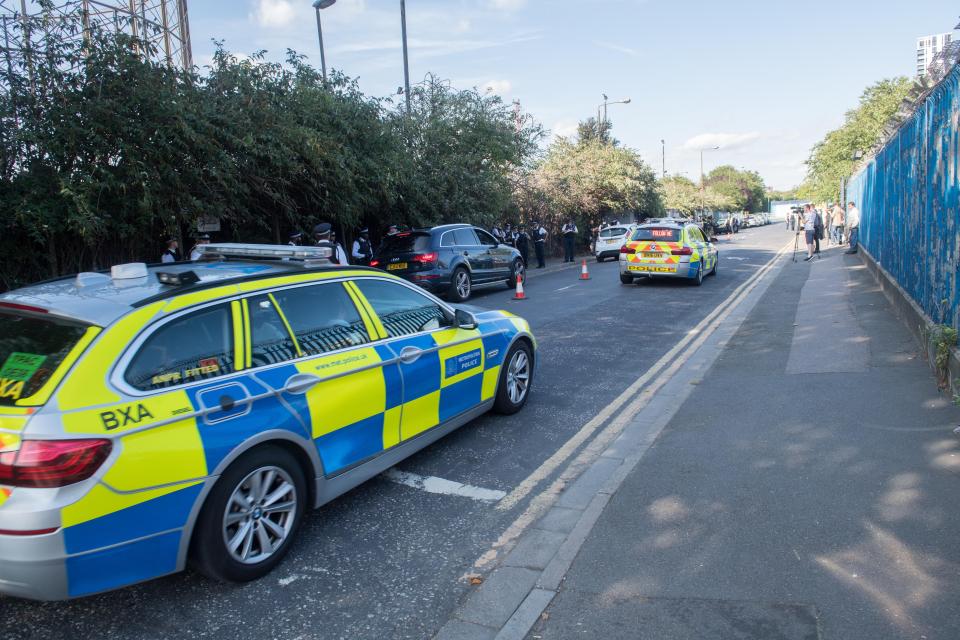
(917, 33, 953, 78)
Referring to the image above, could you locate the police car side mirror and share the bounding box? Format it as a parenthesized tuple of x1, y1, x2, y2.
(709, 236, 719, 243)
(454, 308, 478, 330)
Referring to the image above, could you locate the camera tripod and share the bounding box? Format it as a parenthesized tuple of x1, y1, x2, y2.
(792, 229, 821, 262)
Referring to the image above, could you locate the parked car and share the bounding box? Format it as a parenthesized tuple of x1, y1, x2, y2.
(594, 223, 639, 262)
(370, 224, 524, 302)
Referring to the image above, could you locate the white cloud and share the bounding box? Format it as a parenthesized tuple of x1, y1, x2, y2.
(484, 79, 512, 95)
(454, 18, 472, 34)
(594, 42, 638, 57)
(552, 119, 578, 139)
(682, 132, 761, 151)
(252, 0, 295, 28)
(488, 0, 526, 11)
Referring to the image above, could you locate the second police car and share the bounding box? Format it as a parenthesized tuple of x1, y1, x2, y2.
(619, 220, 719, 286)
(0, 244, 536, 600)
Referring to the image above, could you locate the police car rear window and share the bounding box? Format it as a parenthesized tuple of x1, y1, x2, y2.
(378, 233, 432, 255)
(0, 312, 88, 406)
(632, 227, 681, 242)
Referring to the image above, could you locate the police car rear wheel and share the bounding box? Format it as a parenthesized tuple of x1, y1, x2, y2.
(192, 446, 306, 583)
(619, 273, 633, 285)
(692, 264, 704, 287)
(494, 342, 533, 414)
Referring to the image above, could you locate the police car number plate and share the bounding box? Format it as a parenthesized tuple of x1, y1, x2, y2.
(387, 262, 408, 271)
(642, 252, 663, 258)
(628, 265, 676, 273)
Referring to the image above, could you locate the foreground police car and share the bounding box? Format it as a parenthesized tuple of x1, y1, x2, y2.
(0, 244, 535, 600)
(619, 221, 718, 285)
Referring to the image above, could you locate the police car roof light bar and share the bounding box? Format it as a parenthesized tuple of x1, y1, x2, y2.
(196, 243, 334, 262)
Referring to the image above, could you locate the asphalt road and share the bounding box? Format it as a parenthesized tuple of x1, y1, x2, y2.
(0, 224, 790, 640)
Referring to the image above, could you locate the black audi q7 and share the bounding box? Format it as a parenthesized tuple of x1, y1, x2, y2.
(370, 224, 525, 302)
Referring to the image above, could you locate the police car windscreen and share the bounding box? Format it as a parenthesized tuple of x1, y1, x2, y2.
(0, 312, 89, 406)
(632, 227, 681, 242)
(379, 233, 432, 255)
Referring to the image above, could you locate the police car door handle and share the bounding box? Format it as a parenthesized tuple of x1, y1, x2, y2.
(399, 346, 423, 364)
(283, 372, 323, 395)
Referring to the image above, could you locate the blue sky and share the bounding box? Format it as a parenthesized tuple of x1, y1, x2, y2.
(188, 0, 957, 190)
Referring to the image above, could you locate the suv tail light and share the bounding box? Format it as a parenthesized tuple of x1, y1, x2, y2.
(0, 439, 112, 488)
(414, 252, 438, 264)
(671, 247, 693, 256)
(369, 259, 381, 268)
(620, 245, 634, 255)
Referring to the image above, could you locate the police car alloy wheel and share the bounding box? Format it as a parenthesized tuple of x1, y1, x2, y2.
(192, 446, 307, 582)
(494, 342, 533, 414)
(692, 264, 704, 287)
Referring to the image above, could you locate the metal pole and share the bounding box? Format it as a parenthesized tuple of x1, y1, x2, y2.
(700, 149, 705, 216)
(661, 139, 665, 178)
(400, 0, 411, 113)
(314, 7, 327, 82)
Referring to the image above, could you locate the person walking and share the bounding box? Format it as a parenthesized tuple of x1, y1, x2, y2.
(161, 237, 180, 263)
(351, 228, 374, 266)
(845, 201, 860, 254)
(562, 219, 578, 263)
(533, 221, 548, 268)
(516, 225, 530, 267)
(314, 222, 348, 265)
(831, 202, 845, 245)
(189, 233, 211, 261)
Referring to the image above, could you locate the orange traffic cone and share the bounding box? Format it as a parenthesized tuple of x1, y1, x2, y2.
(512, 274, 527, 300)
(579, 259, 591, 280)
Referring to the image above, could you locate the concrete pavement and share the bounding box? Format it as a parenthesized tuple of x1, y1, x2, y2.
(517, 246, 960, 639)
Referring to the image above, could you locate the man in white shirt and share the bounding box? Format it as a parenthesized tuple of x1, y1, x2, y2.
(844, 202, 861, 254)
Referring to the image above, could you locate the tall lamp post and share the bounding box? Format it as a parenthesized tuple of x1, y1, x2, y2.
(661, 139, 666, 178)
(596, 94, 631, 138)
(400, 0, 411, 113)
(699, 145, 720, 219)
(312, 0, 336, 82)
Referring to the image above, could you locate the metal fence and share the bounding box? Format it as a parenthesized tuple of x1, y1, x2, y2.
(846, 63, 960, 329)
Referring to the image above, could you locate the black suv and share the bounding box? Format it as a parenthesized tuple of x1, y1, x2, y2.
(370, 224, 525, 302)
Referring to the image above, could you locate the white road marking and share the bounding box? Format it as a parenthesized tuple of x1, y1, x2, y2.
(554, 284, 576, 292)
(725, 256, 748, 261)
(383, 469, 506, 503)
(472, 236, 795, 571)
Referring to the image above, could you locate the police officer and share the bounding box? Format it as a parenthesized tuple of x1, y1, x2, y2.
(313, 222, 348, 265)
(288, 231, 303, 246)
(561, 219, 578, 263)
(533, 221, 547, 268)
(161, 237, 180, 263)
(351, 228, 374, 266)
(516, 224, 530, 267)
(189, 233, 211, 261)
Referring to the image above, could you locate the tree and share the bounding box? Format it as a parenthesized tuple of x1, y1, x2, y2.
(705, 165, 767, 212)
(799, 77, 914, 203)
(661, 176, 699, 216)
(575, 117, 614, 145)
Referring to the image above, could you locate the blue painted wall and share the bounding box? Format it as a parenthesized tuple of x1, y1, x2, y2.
(847, 65, 960, 328)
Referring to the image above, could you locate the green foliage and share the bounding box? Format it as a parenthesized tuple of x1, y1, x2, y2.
(932, 324, 958, 389)
(0, 11, 542, 288)
(660, 176, 700, 216)
(799, 77, 914, 203)
(520, 130, 663, 241)
(705, 165, 767, 212)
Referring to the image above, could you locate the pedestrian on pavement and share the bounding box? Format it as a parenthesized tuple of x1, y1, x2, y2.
(533, 221, 548, 268)
(516, 225, 530, 267)
(351, 228, 374, 266)
(189, 233, 211, 261)
(288, 231, 303, 246)
(491, 223, 504, 245)
(562, 218, 578, 263)
(785, 212, 790, 230)
(802, 204, 818, 261)
(813, 207, 824, 255)
(831, 203, 845, 245)
(314, 222, 348, 265)
(823, 206, 833, 247)
(845, 201, 860, 254)
(161, 237, 180, 263)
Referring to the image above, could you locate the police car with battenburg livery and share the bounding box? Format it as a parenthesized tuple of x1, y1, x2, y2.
(0, 244, 536, 600)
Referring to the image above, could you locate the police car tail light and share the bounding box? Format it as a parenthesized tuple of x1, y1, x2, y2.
(620, 245, 634, 255)
(415, 252, 438, 264)
(671, 247, 693, 256)
(0, 439, 112, 488)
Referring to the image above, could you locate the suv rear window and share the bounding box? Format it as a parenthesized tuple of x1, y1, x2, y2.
(599, 227, 628, 238)
(378, 233, 432, 255)
(0, 312, 89, 406)
(632, 227, 681, 242)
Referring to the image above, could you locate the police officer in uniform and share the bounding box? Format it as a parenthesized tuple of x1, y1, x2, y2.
(515, 224, 530, 267)
(288, 231, 303, 246)
(189, 233, 211, 261)
(351, 228, 374, 266)
(314, 222, 348, 265)
(161, 237, 180, 263)
(533, 221, 547, 268)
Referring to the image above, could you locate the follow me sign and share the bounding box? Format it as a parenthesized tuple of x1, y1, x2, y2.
(444, 349, 482, 378)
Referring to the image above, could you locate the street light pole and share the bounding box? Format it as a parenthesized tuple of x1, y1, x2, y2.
(312, 0, 336, 83)
(661, 139, 666, 178)
(400, 0, 411, 113)
(596, 94, 631, 140)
